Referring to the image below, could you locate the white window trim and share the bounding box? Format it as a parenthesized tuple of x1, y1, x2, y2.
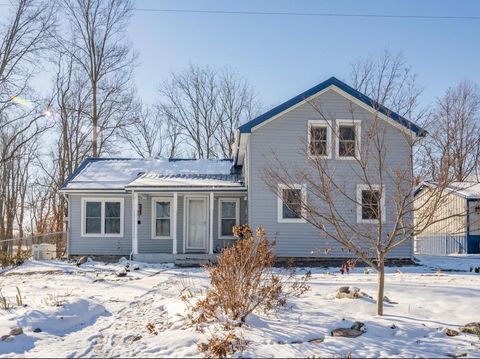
(81, 197, 124, 238)
(356, 184, 386, 224)
(151, 197, 173, 239)
(218, 198, 240, 239)
(308, 120, 332, 159)
(335, 119, 361, 160)
(277, 184, 307, 224)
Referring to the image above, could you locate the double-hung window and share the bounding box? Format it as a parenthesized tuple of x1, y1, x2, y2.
(218, 198, 240, 238)
(152, 198, 172, 239)
(336, 120, 361, 159)
(308, 120, 331, 158)
(356, 184, 385, 223)
(277, 184, 306, 223)
(82, 198, 123, 237)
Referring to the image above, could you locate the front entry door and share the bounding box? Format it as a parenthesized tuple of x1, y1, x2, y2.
(186, 197, 207, 252)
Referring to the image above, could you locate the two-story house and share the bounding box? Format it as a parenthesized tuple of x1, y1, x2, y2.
(60, 77, 426, 262)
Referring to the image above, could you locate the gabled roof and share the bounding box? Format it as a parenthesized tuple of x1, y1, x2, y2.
(238, 76, 427, 136)
(60, 157, 236, 190)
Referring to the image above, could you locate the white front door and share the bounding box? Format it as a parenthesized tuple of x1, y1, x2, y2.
(186, 197, 208, 251)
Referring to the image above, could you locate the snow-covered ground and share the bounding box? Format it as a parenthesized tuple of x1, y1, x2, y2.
(0, 256, 479, 358)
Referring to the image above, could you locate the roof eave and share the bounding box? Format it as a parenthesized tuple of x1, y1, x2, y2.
(238, 76, 427, 137)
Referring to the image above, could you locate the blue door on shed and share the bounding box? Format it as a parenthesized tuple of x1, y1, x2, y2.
(467, 236, 480, 254)
(467, 200, 480, 254)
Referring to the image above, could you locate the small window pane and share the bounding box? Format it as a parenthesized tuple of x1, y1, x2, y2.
(338, 125, 356, 157)
(156, 202, 170, 218)
(282, 189, 302, 219)
(105, 202, 120, 217)
(86, 202, 101, 217)
(221, 202, 236, 218)
(339, 142, 355, 157)
(105, 218, 120, 234)
(310, 126, 328, 156)
(221, 219, 236, 236)
(86, 218, 101, 234)
(339, 126, 355, 140)
(311, 126, 327, 141)
(156, 218, 170, 237)
(362, 190, 380, 220)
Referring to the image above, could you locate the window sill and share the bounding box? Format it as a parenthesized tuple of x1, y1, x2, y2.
(218, 235, 236, 240)
(152, 236, 173, 240)
(337, 155, 358, 160)
(308, 154, 331, 160)
(81, 234, 124, 238)
(357, 219, 384, 224)
(278, 218, 307, 224)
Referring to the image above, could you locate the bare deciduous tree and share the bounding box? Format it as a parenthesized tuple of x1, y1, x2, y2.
(0, 0, 56, 164)
(263, 51, 459, 315)
(120, 104, 180, 158)
(0, 0, 55, 245)
(422, 81, 480, 182)
(60, 0, 137, 157)
(158, 65, 260, 159)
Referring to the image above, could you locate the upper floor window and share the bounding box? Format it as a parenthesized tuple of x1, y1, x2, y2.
(336, 120, 361, 159)
(277, 184, 306, 223)
(308, 120, 331, 158)
(356, 184, 385, 223)
(152, 198, 172, 238)
(82, 198, 124, 237)
(218, 198, 240, 238)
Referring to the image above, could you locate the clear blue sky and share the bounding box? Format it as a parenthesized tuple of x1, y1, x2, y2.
(1, 0, 479, 110)
(131, 0, 480, 109)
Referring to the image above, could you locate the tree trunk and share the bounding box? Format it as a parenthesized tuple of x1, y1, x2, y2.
(92, 83, 98, 157)
(376, 258, 385, 316)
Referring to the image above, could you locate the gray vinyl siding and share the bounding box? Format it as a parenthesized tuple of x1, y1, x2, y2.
(213, 194, 248, 251)
(68, 194, 132, 256)
(137, 193, 247, 254)
(248, 89, 413, 259)
(69, 192, 247, 256)
(137, 195, 174, 253)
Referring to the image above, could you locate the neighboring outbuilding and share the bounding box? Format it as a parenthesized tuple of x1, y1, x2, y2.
(414, 182, 480, 254)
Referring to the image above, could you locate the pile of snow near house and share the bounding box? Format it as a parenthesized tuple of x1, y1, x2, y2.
(0, 256, 479, 358)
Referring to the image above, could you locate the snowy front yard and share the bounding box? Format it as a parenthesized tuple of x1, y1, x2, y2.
(0, 256, 479, 358)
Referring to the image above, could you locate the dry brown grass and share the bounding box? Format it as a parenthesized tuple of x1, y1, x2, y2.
(198, 331, 247, 358)
(192, 225, 311, 328)
(0, 249, 31, 268)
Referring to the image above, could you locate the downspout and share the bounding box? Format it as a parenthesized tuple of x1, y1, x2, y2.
(466, 198, 470, 254)
(130, 189, 135, 261)
(61, 193, 71, 258)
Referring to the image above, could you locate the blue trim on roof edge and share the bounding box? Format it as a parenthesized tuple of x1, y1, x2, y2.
(238, 76, 426, 136)
(60, 157, 94, 190)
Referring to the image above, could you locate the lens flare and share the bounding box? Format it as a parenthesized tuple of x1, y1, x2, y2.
(11, 96, 32, 108)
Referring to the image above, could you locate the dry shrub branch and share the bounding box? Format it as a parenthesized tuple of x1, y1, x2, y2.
(193, 225, 310, 328)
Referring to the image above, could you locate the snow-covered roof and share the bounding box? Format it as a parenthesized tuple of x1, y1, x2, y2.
(416, 181, 480, 199)
(446, 182, 480, 199)
(127, 172, 244, 188)
(61, 158, 239, 190)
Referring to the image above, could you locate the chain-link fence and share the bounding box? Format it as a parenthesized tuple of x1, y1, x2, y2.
(0, 232, 67, 264)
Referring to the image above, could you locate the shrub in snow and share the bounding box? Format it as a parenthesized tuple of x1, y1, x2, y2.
(192, 225, 311, 328)
(0, 248, 31, 268)
(198, 331, 247, 358)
